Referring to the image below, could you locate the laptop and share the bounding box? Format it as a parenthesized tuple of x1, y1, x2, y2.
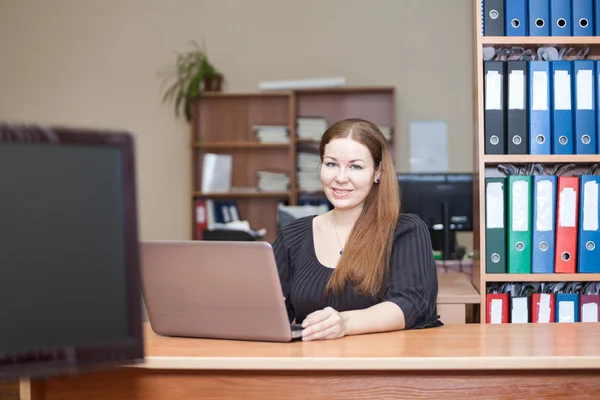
(140, 240, 303, 342)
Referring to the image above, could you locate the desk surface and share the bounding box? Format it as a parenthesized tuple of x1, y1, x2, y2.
(436, 271, 480, 304)
(133, 322, 600, 371)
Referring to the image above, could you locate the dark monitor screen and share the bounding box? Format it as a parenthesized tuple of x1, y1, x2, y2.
(397, 173, 473, 231)
(0, 124, 144, 379)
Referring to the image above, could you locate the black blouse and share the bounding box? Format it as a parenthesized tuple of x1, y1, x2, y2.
(272, 213, 443, 329)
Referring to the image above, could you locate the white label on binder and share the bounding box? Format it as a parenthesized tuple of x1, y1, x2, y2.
(512, 180, 529, 232)
(559, 187, 577, 227)
(509, 70, 525, 110)
(512, 297, 528, 323)
(558, 301, 575, 323)
(577, 69, 593, 110)
(485, 70, 502, 110)
(491, 298, 503, 324)
(554, 70, 572, 111)
(583, 180, 599, 231)
(532, 70, 548, 111)
(486, 181, 504, 229)
(538, 294, 551, 323)
(582, 302, 599, 322)
(536, 180, 553, 232)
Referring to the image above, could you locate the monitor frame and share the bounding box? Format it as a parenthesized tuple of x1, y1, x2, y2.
(0, 123, 144, 379)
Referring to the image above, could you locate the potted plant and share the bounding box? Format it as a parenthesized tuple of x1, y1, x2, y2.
(158, 39, 224, 122)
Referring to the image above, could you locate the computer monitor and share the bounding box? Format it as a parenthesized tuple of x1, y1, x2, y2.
(397, 173, 473, 259)
(0, 123, 144, 379)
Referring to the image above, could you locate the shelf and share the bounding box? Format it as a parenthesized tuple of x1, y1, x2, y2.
(193, 190, 289, 199)
(485, 273, 600, 282)
(482, 36, 600, 45)
(194, 142, 289, 149)
(483, 155, 600, 164)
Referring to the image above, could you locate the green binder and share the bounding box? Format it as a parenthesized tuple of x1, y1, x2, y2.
(507, 175, 533, 273)
(485, 177, 507, 273)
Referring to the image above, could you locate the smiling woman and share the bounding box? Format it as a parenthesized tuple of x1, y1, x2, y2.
(273, 118, 443, 342)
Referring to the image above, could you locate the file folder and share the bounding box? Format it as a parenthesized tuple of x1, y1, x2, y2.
(555, 176, 580, 273)
(484, 61, 506, 154)
(551, 61, 574, 154)
(510, 295, 530, 323)
(505, 0, 527, 36)
(596, 0, 600, 36)
(485, 177, 507, 273)
(532, 175, 557, 273)
(528, 61, 551, 154)
(507, 175, 532, 273)
(580, 282, 600, 322)
(484, 0, 505, 36)
(573, 60, 596, 154)
(506, 61, 528, 154)
(529, 0, 551, 36)
(572, 0, 594, 36)
(556, 293, 579, 322)
(550, 0, 573, 36)
(577, 174, 600, 273)
(487, 293, 509, 323)
(532, 293, 555, 323)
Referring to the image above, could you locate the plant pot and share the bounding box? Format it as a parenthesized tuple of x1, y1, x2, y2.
(204, 74, 223, 92)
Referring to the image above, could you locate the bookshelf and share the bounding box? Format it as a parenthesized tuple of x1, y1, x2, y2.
(474, 0, 600, 322)
(190, 87, 396, 243)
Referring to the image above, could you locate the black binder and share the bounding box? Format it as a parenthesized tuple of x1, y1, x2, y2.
(506, 60, 529, 154)
(484, 60, 506, 154)
(484, 0, 505, 36)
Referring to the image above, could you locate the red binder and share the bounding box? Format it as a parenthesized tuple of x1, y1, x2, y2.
(554, 176, 579, 273)
(531, 293, 555, 323)
(486, 293, 509, 323)
(195, 199, 207, 240)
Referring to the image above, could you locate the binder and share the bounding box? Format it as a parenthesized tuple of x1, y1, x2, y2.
(556, 293, 579, 322)
(528, 61, 551, 154)
(485, 177, 507, 273)
(484, 0, 505, 36)
(550, 0, 573, 36)
(550, 61, 574, 155)
(572, 60, 596, 154)
(572, 0, 594, 36)
(510, 295, 530, 323)
(194, 198, 208, 240)
(580, 282, 600, 322)
(506, 60, 528, 154)
(505, 0, 527, 36)
(532, 293, 555, 323)
(532, 175, 557, 273)
(507, 175, 532, 274)
(555, 176, 580, 273)
(487, 293, 509, 323)
(597, 60, 600, 154)
(484, 61, 506, 154)
(528, 0, 551, 36)
(596, 0, 600, 36)
(577, 172, 600, 273)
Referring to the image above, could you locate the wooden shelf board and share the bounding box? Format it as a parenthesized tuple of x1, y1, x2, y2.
(200, 91, 291, 98)
(193, 190, 289, 199)
(485, 273, 600, 282)
(483, 155, 600, 164)
(194, 142, 289, 149)
(482, 36, 600, 45)
(294, 86, 394, 94)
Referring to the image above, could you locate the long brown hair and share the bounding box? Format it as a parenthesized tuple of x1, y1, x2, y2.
(320, 118, 400, 298)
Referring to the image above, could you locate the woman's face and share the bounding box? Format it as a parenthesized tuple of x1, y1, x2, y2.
(320, 138, 379, 211)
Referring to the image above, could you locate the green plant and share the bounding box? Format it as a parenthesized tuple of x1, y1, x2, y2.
(158, 39, 223, 121)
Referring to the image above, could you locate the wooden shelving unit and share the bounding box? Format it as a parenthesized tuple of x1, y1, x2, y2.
(190, 87, 396, 243)
(473, 0, 600, 322)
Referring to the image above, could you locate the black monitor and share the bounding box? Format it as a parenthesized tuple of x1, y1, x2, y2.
(0, 123, 144, 379)
(397, 173, 473, 259)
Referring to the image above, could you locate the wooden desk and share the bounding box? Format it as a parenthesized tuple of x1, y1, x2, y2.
(436, 272, 480, 323)
(20, 323, 600, 400)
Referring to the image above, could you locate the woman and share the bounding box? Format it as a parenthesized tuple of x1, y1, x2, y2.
(273, 118, 442, 341)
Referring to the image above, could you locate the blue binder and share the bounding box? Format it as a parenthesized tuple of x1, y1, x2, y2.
(528, 61, 551, 154)
(556, 293, 579, 322)
(596, 0, 600, 35)
(532, 175, 557, 273)
(550, 61, 574, 155)
(529, 0, 550, 36)
(550, 0, 572, 36)
(573, 60, 597, 154)
(505, 0, 527, 35)
(572, 0, 594, 36)
(578, 175, 600, 273)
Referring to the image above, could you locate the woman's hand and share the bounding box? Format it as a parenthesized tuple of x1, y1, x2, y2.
(301, 306, 348, 341)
